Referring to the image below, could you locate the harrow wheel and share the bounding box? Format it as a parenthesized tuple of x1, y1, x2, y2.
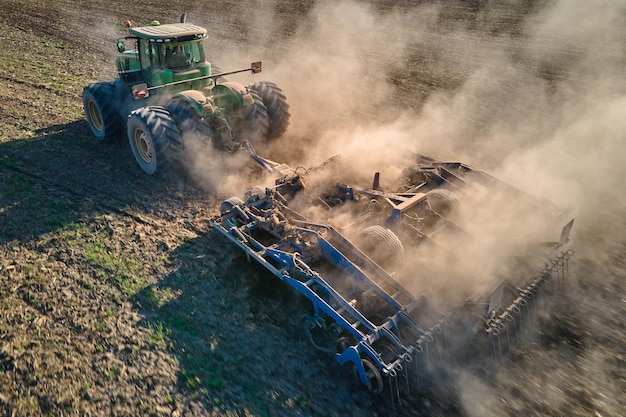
(358, 225, 405, 266)
(220, 197, 245, 215)
(220, 197, 248, 229)
(426, 189, 460, 217)
(360, 358, 384, 394)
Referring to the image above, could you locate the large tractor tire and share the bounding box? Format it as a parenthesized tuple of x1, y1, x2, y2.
(165, 100, 209, 137)
(241, 89, 270, 144)
(82, 82, 121, 141)
(126, 107, 183, 176)
(165, 99, 232, 152)
(247, 81, 290, 139)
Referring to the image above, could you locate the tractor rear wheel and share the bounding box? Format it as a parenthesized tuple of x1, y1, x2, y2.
(241, 89, 270, 144)
(248, 81, 290, 139)
(82, 82, 121, 141)
(126, 107, 183, 176)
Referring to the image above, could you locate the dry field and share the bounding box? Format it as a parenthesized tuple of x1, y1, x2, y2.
(0, 1, 624, 416)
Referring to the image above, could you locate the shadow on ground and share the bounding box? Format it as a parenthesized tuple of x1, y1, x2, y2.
(132, 230, 380, 416)
(0, 119, 203, 244)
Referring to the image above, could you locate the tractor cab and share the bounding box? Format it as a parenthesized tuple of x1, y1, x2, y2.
(116, 21, 214, 93)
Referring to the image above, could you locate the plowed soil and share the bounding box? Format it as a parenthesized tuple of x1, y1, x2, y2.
(0, 1, 624, 416)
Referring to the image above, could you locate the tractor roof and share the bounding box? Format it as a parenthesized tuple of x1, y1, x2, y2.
(130, 23, 207, 40)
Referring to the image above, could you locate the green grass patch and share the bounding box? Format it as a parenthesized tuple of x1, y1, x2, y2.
(4, 175, 35, 197)
(43, 41, 68, 50)
(0, 155, 21, 169)
(95, 319, 105, 332)
(84, 239, 144, 297)
(166, 312, 198, 336)
(147, 321, 172, 349)
(83, 241, 114, 265)
(0, 179, 80, 240)
(55, 221, 154, 299)
(35, 199, 78, 230)
(140, 286, 180, 309)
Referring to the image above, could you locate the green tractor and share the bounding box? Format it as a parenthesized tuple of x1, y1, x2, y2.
(82, 14, 290, 176)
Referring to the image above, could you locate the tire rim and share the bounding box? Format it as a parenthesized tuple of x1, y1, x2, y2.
(87, 100, 103, 131)
(133, 128, 153, 163)
(361, 359, 383, 394)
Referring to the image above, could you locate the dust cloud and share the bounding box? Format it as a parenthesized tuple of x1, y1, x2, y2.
(257, 0, 625, 257)
(192, 1, 625, 415)
(257, 0, 626, 226)
(192, 0, 621, 229)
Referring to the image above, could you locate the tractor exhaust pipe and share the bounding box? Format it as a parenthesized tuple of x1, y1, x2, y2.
(180, 13, 187, 23)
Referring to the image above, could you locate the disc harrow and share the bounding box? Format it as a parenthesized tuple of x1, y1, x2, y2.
(210, 142, 575, 401)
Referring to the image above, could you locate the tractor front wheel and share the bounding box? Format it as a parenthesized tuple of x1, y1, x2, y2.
(126, 107, 183, 176)
(165, 99, 220, 149)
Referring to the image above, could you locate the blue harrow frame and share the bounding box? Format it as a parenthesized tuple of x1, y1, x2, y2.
(210, 142, 575, 397)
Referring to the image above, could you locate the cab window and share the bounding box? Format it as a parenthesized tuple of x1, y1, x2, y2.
(161, 41, 205, 70)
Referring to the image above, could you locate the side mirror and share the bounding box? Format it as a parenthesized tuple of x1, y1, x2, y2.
(117, 40, 125, 53)
(251, 61, 262, 74)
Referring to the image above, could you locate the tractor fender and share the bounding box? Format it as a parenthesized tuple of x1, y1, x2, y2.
(212, 82, 254, 109)
(171, 90, 213, 117)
